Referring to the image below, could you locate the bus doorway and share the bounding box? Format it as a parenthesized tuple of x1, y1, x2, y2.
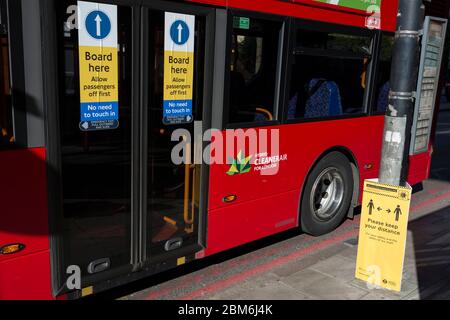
(53, 0, 211, 295)
(144, 6, 207, 261)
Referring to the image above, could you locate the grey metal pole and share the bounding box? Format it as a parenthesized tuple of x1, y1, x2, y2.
(379, 0, 425, 186)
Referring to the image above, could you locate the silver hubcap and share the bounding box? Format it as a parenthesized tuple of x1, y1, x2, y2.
(310, 167, 345, 221)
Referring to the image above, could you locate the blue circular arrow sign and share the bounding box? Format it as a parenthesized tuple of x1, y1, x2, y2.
(170, 20, 190, 45)
(86, 10, 111, 40)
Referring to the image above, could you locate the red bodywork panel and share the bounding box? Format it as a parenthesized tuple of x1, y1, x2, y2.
(0, 148, 53, 299)
(205, 115, 431, 255)
(188, 0, 398, 32)
(0, 251, 52, 300)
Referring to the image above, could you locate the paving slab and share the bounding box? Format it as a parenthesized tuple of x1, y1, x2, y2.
(272, 243, 348, 277)
(281, 268, 368, 300)
(349, 278, 417, 299)
(208, 273, 312, 300)
(309, 255, 357, 281)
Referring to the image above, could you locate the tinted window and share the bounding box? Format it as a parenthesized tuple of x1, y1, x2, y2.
(374, 34, 394, 114)
(228, 16, 282, 124)
(0, 1, 14, 147)
(287, 28, 372, 120)
(145, 10, 205, 257)
(57, 0, 133, 274)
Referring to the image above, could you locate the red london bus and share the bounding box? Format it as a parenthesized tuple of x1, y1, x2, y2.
(0, 0, 447, 300)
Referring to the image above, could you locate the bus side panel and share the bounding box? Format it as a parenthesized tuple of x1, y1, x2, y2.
(380, 0, 399, 32)
(0, 148, 49, 259)
(0, 148, 52, 299)
(206, 117, 376, 255)
(407, 151, 432, 186)
(187, 0, 398, 32)
(0, 250, 53, 300)
(205, 190, 299, 255)
(208, 118, 376, 211)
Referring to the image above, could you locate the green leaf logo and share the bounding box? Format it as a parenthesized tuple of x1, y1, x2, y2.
(226, 151, 252, 176)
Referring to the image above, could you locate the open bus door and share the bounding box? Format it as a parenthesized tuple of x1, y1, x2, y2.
(50, 0, 213, 297)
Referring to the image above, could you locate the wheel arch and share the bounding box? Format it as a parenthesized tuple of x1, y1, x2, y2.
(297, 146, 361, 226)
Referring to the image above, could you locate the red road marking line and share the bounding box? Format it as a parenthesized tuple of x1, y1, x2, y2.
(145, 188, 450, 300)
(426, 188, 442, 196)
(143, 243, 296, 300)
(143, 231, 320, 300)
(411, 191, 450, 212)
(178, 229, 359, 300)
(143, 219, 360, 300)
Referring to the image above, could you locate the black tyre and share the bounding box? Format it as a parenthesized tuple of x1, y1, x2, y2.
(300, 152, 354, 236)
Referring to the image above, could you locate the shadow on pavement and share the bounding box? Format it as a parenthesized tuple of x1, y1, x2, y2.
(409, 206, 450, 299)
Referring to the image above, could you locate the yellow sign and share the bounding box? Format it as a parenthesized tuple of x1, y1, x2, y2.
(79, 46, 118, 103)
(163, 51, 194, 102)
(163, 12, 195, 125)
(78, 1, 119, 131)
(355, 179, 412, 292)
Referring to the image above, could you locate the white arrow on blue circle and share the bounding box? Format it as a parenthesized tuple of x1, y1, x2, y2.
(95, 14, 102, 37)
(177, 23, 183, 43)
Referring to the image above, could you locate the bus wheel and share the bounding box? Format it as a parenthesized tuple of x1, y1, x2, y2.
(300, 152, 353, 236)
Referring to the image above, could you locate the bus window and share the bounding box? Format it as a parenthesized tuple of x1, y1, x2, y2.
(0, 0, 14, 147)
(227, 16, 282, 125)
(374, 34, 394, 114)
(287, 27, 372, 120)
